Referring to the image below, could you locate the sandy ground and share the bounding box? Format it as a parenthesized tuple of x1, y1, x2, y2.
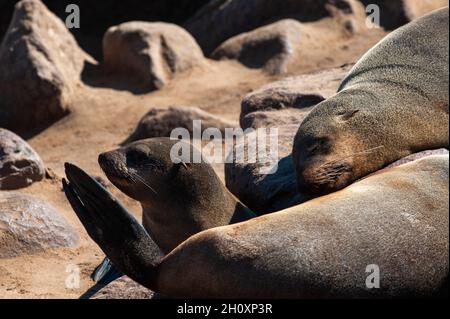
(0, 27, 386, 298)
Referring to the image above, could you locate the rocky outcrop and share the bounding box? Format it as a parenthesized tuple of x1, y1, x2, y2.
(0, 192, 79, 258)
(90, 276, 155, 299)
(211, 19, 304, 74)
(124, 106, 237, 144)
(0, 128, 45, 190)
(102, 22, 205, 91)
(0, 0, 92, 137)
(240, 64, 352, 128)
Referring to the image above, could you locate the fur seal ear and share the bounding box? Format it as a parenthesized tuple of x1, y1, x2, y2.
(338, 109, 359, 121)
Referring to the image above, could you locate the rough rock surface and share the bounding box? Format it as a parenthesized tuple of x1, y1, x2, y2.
(124, 106, 238, 144)
(240, 64, 353, 128)
(0, 192, 79, 258)
(0, 0, 92, 137)
(225, 124, 304, 214)
(241, 108, 312, 130)
(0, 128, 45, 190)
(102, 22, 205, 91)
(212, 19, 304, 74)
(90, 276, 155, 299)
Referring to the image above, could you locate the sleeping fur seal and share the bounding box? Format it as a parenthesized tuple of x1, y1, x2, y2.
(293, 8, 449, 195)
(64, 154, 449, 298)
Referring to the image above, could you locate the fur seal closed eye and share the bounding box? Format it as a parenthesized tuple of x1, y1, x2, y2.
(64, 154, 449, 298)
(293, 8, 449, 195)
(98, 137, 255, 253)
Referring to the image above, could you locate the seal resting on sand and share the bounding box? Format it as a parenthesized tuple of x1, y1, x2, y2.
(293, 8, 449, 195)
(63, 154, 449, 298)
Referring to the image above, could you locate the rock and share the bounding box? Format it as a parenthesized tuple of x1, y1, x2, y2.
(240, 64, 352, 128)
(0, 128, 45, 190)
(241, 108, 312, 130)
(102, 22, 205, 91)
(90, 276, 155, 299)
(225, 124, 305, 214)
(0, 0, 92, 137)
(0, 192, 79, 258)
(211, 19, 304, 74)
(185, 0, 355, 54)
(124, 106, 238, 144)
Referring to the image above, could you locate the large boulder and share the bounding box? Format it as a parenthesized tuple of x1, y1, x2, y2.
(0, 0, 92, 137)
(0, 192, 79, 258)
(225, 124, 305, 214)
(123, 106, 237, 144)
(0, 128, 45, 190)
(102, 22, 205, 91)
(240, 64, 352, 128)
(185, 0, 343, 54)
(211, 19, 304, 74)
(89, 276, 155, 299)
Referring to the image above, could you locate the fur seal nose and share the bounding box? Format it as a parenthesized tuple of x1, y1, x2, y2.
(98, 152, 115, 171)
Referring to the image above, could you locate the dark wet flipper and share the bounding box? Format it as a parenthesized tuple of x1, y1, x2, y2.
(63, 163, 164, 290)
(65, 163, 140, 230)
(63, 178, 104, 242)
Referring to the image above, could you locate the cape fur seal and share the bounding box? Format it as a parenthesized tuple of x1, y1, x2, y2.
(98, 138, 255, 253)
(293, 8, 449, 195)
(64, 154, 449, 298)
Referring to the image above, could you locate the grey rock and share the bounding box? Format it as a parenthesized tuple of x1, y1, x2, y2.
(0, 192, 79, 258)
(211, 19, 304, 74)
(241, 107, 313, 130)
(0, 0, 92, 137)
(225, 124, 305, 214)
(103, 22, 205, 91)
(240, 64, 353, 127)
(124, 106, 237, 144)
(90, 276, 155, 299)
(0, 128, 45, 190)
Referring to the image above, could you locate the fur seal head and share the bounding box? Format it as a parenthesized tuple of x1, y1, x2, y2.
(292, 90, 384, 195)
(98, 138, 203, 204)
(98, 137, 254, 253)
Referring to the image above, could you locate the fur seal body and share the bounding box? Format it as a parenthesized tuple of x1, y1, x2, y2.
(293, 8, 449, 195)
(98, 138, 255, 253)
(64, 154, 449, 298)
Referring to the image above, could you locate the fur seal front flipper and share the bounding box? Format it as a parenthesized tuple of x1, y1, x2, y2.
(63, 163, 163, 289)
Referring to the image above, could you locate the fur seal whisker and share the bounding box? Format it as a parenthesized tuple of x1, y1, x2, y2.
(128, 170, 158, 195)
